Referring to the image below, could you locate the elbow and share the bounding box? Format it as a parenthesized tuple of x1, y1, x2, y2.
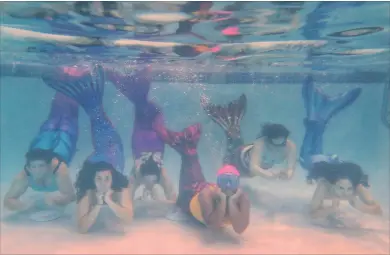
(67, 193, 77, 203)
(3, 199, 11, 210)
(123, 209, 134, 224)
(233, 224, 248, 234)
(77, 223, 90, 234)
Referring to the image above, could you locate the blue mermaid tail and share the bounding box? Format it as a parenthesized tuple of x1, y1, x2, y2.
(299, 75, 362, 170)
(42, 65, 125, 173)
(381, 82, 389, 129)
(29, 92, 79, 164)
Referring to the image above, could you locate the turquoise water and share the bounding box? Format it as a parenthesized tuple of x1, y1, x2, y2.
(0, 1, 389, 254)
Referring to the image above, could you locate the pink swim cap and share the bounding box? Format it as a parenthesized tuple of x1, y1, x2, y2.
(217, 164, 240, 176)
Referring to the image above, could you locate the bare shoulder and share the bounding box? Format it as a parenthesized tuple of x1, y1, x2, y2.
(15, 170, 28, 180)
(286, 139, 296, 149)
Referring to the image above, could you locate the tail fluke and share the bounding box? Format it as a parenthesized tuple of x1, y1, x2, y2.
(201, 94, 247, 138)
(302, 75, 362, 124)
(42, 65, 105, 115)
(381, 82, 390, 129)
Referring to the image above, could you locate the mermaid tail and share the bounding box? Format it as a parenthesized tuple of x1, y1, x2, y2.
(201, 94, 246, 139)
(105, 66, 151, 104)
(201, 94, 246, 162)
(302, 75, 362, 124)
(42, 65, 105, 115)
(29, 92, 79, 164)
(381, 81, 389, 129)
(42, 65, 124, 172)
(155, 123, 206, 211)
(300, 75, 362, 170)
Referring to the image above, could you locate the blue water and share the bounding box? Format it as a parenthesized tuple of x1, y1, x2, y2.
(0, 1, 389, 254)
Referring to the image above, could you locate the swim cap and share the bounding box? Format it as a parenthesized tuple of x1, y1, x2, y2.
(216, 165, 240, 192)
(217, 164, 240, 177)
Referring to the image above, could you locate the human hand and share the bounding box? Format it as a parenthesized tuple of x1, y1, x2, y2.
(104, 190, 114, 203)
(213, 188, 226, 203)
(230, 188, 243, 203)
(371, 203, 383, 216)
(44, 195, 61, 207)
(96, 192, 105, 205)
(278, 170, 293, 180)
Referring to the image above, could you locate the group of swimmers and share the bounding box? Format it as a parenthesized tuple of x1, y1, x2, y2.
(3, 63, 383, 234)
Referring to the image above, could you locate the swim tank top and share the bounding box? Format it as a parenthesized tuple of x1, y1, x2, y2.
(189, 185, 231, 226)
(25, 160, 62, 192)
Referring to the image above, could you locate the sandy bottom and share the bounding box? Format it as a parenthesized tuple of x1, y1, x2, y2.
(1, 179, 389, 255)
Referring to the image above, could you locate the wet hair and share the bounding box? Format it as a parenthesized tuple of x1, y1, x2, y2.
(308, 161, 369, 188)
(139, 155, 161, 182)
(257, 123, 290, 140)
(25, 149, 56, 165)
(75, 161, 129, 202)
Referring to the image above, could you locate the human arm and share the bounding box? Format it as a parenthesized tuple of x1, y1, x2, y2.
(77, 192, 102, 233)
(158, 168, 177, 202)
(198, 188, 226, 229)
(3, 171, 30, 211)
(228, 189, 250, 234)
(309, 180, 338, 218)
(285, 140, 297, 178)
(348, 185, 382, 215)
(104, 189, 134, 223)
(46, 161, 76, 206)
(249, 139, 278, 179)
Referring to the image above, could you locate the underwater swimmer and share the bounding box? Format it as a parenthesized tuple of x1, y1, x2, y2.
(42, 65, 132, 233)
(154, 123, 250, 234)
(308, 161, 382, 218)
(298, 75, 382, 220)
(105, 66, 176, 202)
(201, 94, 297, 180)
(4, 92, 78, 212)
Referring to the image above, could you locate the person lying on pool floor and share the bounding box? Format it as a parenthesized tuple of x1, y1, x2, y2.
(3, 92, 78, 212)
(105, 66, 177, 202)
(299, 75, 382, 221)
(42, 64, 133, 233)
(154, 121, 250, 234)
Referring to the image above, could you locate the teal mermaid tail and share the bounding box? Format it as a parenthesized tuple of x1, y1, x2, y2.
(381, 81, 389, 129)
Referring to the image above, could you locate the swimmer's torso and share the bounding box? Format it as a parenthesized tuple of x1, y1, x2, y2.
(189, 184, 231, 226)
(239, 141, 287, 171)
(25, 160, 62, 192)
(260, 140, 288, 168)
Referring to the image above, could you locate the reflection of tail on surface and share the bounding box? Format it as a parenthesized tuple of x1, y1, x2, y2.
(29, 92, 79, 164)
(381, 82, 390, 129)
(42, 65, 125, 172)
(299, 75, 362, 170)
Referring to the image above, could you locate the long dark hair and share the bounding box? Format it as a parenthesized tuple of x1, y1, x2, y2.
(139, 155, 161, 182)
(75, 161, 129, 202)
(25, 148, 56, 165)
(257, 123, 290, 140)
(308, 161, 369, 188)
